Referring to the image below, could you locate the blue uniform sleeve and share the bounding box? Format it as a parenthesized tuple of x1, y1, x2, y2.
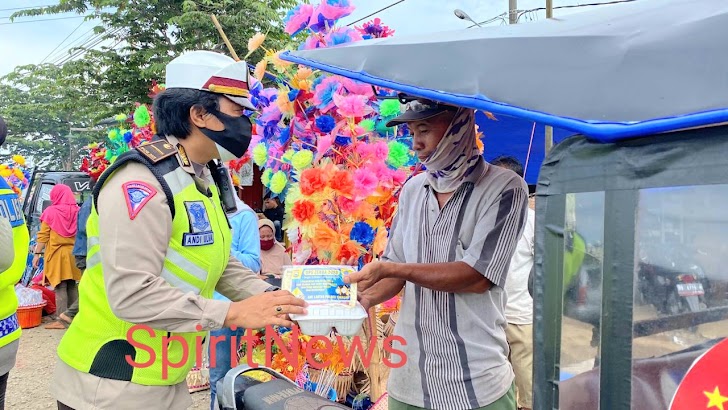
(230, 210, 261, 274)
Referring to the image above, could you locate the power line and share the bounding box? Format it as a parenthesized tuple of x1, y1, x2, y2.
(46, 26, 98, 64)
(346, 0, 406, 27)
(465, 0, 640, 28)
(0, 5, 55, 12)
(0, 15, 85, 25)
(40, 19, 87, 64)
(55, 28, 124, 66)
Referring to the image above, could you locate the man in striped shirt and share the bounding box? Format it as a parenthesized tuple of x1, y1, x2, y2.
(346, 99, 528, 410)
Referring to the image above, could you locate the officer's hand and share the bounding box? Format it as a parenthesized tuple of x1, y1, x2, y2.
(224, 290, 308, 329)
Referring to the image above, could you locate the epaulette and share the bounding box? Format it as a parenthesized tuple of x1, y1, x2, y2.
(136, 140, 178, 163)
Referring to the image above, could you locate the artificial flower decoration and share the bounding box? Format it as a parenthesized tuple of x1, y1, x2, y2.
(355, 17, 396, 39)
(0, 156, 30, 197)
(247, 1, 415, 267)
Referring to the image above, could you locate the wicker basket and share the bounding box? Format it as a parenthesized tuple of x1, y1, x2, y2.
(186, 367, 210, 393)
(334, 370, 354, 403)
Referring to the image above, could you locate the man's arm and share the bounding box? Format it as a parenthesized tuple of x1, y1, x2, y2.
(382, 261, 490, 293)
(97, 162, 231, 332)
(230, 210, 261, 273)
(363, 179, 529, 294)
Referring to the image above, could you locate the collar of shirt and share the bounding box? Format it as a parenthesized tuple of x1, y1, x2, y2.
(162, 135, 212, 193)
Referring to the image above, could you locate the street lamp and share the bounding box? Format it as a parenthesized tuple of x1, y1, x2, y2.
(454, 9, 483, 28)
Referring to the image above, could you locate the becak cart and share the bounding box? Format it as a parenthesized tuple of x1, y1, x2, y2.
(277, 0, 728, 408)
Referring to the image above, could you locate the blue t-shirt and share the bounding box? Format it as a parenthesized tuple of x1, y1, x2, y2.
(213, 203, 261, 302)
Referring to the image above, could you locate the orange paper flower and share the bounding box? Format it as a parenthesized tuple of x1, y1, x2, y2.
(329, 170, 354, 196)
(311, 222, 341, 251)
(299, 168, 328, 195)
(372, 227, 389, 255)
(335, 240, 364, 263)
(291, 200, 316, 223)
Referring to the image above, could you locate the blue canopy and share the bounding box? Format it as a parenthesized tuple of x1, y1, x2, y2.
(282, 0, 728, 142)
(477, 112, 574, 184)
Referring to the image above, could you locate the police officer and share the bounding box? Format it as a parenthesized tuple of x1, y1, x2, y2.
(0, 115, 31, 410)
(50, 51, 307, 410)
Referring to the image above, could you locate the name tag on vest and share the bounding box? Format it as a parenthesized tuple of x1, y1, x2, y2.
(182, 232, 214, 246)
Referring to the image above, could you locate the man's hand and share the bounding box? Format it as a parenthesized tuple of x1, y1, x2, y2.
(343, 260, 387, 292)
(224, 290, 307, 329)
(358, 290, 376, 311)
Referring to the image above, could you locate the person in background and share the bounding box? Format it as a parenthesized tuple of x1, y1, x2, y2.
(258, 218, 292, 287)
(262, 194, 284, 242)
(491, 156, 535, 410)
(345, 99, 528, 410)
(208, 194, 261, 410)
(45, 191, 93, 330)
(0, 115, 31, 410)
(32, 184, 82, 321)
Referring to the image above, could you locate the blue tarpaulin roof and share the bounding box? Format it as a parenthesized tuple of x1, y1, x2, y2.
(283, 0, 728, 141)
(476, 112, 574, 184)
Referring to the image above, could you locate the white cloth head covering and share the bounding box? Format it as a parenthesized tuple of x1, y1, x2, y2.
(421, 107, 484, 193)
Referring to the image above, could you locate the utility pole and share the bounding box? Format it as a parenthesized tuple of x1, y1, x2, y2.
(544, 0, 555, 153)
(509, 0, 518, 24)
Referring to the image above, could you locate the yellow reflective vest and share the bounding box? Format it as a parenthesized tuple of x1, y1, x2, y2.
(57, 140, 232, 386)
(0, 179, 29, 350)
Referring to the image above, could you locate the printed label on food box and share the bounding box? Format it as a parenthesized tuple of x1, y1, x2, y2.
(282, 265, 357, 306)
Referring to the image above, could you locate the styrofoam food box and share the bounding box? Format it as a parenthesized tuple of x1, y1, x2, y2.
(290, 302, 368, 337)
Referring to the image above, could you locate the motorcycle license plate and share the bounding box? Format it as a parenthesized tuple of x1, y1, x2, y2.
(677, 283, 704, 297)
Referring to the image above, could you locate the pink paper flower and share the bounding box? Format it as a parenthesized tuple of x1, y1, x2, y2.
(353, 168, 378, 198)
(284, 4, 314, 36)
(333, 93, 373, 118)
(340, 77, 374, 98)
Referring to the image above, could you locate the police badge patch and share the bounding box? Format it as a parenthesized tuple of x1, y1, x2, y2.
(182, 201, 214, 246)
(122, 181, 157, 220)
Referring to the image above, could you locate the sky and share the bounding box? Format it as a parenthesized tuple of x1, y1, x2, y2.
(0, 0, 626, 77)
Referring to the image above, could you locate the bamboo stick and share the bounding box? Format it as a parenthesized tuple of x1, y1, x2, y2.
(210, 14, 240, 61)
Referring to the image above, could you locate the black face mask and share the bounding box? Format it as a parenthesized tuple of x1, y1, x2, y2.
(199, 108, 253, 161)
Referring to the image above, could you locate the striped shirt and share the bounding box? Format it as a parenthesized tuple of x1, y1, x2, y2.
(384, 159, 528, 409)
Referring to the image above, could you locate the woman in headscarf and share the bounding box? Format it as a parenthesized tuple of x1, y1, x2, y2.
(32, 184, 82, 324)
(258, 218, 292, 286)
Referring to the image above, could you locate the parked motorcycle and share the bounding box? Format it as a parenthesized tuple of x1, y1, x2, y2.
(637, 244, 708, 315)
(216, 365, 351, 410)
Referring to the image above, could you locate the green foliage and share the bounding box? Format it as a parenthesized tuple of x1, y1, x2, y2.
(3, 0, 298, 170)
(12, 0, 299, 109)
(0, 62, 108, 170)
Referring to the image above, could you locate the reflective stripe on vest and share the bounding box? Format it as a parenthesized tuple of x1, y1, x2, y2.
(0, 186, 27, 350)
(57, 159, 232, 386)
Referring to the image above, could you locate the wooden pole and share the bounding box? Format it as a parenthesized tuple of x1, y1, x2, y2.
(544, 0, 554, 154)
(210, 14, 240, 61)
(366, 307, 384, 402)
(509, 0, 518, 24)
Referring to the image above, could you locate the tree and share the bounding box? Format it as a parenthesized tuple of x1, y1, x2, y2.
(12, 0, 300, 112)
(0, 62, 108, 170)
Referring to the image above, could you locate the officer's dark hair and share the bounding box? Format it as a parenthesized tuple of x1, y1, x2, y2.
(491, 155, 524, 178)
(0, 116, 7, 147)
(152, 88, 220, 138)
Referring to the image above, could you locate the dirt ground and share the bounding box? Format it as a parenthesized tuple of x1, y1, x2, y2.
(4, 316, 210, 410)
